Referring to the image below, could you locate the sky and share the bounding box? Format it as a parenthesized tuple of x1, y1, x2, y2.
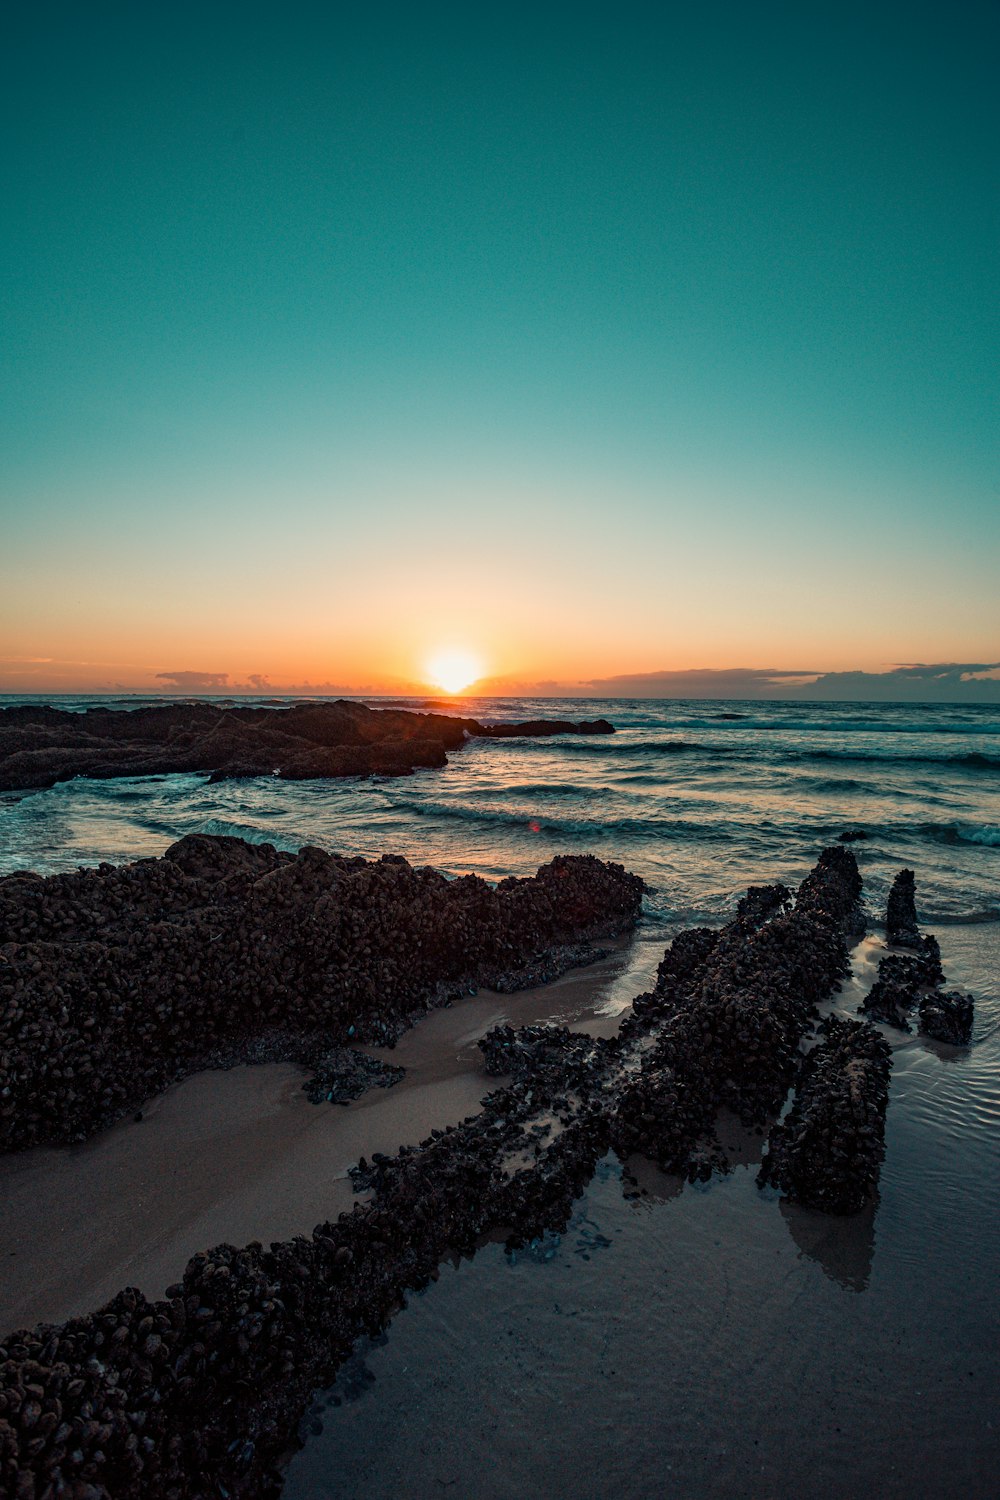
(2, 1, 998, 699)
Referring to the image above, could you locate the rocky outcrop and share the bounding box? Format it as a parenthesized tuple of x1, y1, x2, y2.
(885, 868, 921, 947)
(860, 870, 974, 1042)
(0, 701, 616, 792)
(609, 850, 864, 1175)
(757, 1016, 891, 1214)
(477, 718, 614, 738)
(0, 835, 644, 1152)
(860, 942, 943, 1030)
(918, 988, 975, 1045)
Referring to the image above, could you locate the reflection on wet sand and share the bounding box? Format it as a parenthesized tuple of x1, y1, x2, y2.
(780, 1196, 877, 1292)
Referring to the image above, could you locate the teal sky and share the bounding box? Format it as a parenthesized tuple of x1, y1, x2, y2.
(2, 1, 998, 693)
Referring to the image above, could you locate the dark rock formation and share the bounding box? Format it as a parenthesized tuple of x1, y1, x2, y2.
(860, 940, 943, 1031)
(298, 1046, 405, 1106)
(918, 989, 975, 1045)
(860, 870, 973, 1042)
(0, 701, 616, 792)
(758, 1016, 891, 1213)
(0, 835, 644, 1152)
(609, 848, 864, 1174)
(477, 718, 614, 738)
(838, 829, 868, 843)
(885, 868, 921, 947)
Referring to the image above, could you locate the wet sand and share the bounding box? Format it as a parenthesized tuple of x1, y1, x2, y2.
(0, 934, 660, 1333)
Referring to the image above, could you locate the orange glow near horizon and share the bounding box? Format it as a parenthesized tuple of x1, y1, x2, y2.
(424, 648, 484, 695)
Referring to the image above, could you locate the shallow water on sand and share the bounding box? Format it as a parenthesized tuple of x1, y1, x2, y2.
(284, 925, 1000, 1500)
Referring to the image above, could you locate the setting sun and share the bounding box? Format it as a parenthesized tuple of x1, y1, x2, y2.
(425, 648, 483, 695)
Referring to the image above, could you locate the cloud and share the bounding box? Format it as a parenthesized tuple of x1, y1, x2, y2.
(584, 667, 822, 697)
(578, 663, 1000, 702)
(155, 670, 232, 690)
(27, 660, 998, 704)
(153, 669, 380, 696)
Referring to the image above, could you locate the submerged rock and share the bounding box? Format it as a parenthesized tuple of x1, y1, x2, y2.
(919, 989, 975, 1045)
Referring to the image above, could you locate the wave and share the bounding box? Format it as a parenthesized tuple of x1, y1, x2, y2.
(515, 738, 738, 758)
(919, 822, 1000, 850)
(379, 795, 735, 843)
(802, 748, 1000, 773)
(616, 715, 1000, 736)
(190, 817, 303, 851)
(510, 738, 1000, 774)
(963, 824, 1000, 848)
(923, 908, 1000, 925)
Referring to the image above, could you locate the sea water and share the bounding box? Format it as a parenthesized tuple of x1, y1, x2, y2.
(1, 697, 998, 930)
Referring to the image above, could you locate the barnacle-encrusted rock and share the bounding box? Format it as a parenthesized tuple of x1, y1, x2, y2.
(860, 870, 972, 1041)
(757, 1016, 892, 1214)
(885, 868, 921, 948)
(0, 835, 644, 1151)
(918, 989, 975, 1045)
(0, 847, 914, 1500)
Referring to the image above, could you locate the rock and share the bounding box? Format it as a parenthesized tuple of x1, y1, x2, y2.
(477, 718, 614, 738)
(758, 1016, 891, 1214)
(0, 846, 906, 1500)
(0, 701, 617, 792)
(860, 871, 969, 1034)
(886, 869, 921, 948)
(0, 836, 644, 1152)
(919, 989, 974, 1045)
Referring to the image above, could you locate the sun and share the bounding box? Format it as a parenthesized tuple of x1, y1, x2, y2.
(425, 648, 483, 695)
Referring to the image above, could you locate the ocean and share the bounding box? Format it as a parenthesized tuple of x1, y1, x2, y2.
(2, 696, 997, 929)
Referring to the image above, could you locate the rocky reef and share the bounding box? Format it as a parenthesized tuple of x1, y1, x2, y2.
(861, 869, 974, 1043)
(0, 700, 615, 792)
(0, 834, 644, 1152)
(0, 847, 904, 1500)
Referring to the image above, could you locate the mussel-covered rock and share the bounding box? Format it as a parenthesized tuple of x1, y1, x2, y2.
(758, 1016, 891, 1214)
(0, 836, 644, 1152)
(886, 868, 921, 948)
(918, 989, 974, 1045)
